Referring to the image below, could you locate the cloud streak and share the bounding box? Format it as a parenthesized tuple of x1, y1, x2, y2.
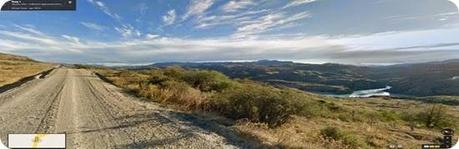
(183, 0, 215, 20)
(1, 25, 459, 65)
(114, 25, 142, 38)
(283, 0, 316, 8)
(0, 25, 339, 63)
(233, 11, 311, 38)
(80, 22, 105, 31)
(87, 0, 121, 21)
(163, 10, 177, 25)
(222, 0, 255, 12)
(191, 0, 314, 39)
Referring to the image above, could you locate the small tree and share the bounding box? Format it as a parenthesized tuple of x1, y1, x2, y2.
(415, 105, 455, 129)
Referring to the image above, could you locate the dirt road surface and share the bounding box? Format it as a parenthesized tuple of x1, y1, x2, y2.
(0, 68, 250, 149)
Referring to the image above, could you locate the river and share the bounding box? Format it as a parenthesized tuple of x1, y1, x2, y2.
(323, 86, 392, 98)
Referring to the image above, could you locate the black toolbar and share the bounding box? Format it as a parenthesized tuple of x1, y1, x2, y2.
(1, 0, 76, 11)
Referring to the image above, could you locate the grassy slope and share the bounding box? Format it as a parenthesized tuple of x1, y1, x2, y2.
(93, 67, 458, 148)
(0, 53, 53, 87)
(238, 98, 459, 148)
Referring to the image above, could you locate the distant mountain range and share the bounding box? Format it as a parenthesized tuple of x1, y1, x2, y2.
(133, 59, 459, 97)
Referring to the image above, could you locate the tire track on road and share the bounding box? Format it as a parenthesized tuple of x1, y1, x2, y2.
(35, 84, 64, 133)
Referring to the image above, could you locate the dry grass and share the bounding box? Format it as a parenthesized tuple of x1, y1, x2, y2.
(235, 98, 459, 149)
(0, 53, 53, 87)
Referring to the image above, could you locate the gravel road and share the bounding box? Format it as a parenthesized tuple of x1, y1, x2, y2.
(0, 68, 248, 149)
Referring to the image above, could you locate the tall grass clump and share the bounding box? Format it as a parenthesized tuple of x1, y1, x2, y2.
(320, 127, 368, 148)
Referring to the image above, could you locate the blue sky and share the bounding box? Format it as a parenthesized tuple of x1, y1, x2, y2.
(0, 0, 459, 65)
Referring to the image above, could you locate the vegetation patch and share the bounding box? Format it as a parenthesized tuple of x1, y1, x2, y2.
(94, 66, 459, 148)
(96, 67, 322, 127)
(320, 126, 367, 148)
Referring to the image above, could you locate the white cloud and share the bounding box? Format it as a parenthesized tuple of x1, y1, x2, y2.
(196, 9, 269, 28)
(0, 30, 57, 45)
(331, 27, 459, 51)
(14, 25, 45, 36)
(222, 0, 255, 12)
(449, 0, 459, 12)
(3, 24, 459, 65)
(283, 0, 316, 8)
(0, 25, 341, 63)
(0, 39, 27, 52)
(0, 28, 84, 53)
(183, 0, 215, 20)
(145, 34, 160, 39)
(87, 0, 121, 21)
(234, 11, 311, 38)
(192, 1, 312, 37)
(163, 10, 177, 25)
(115, 25, 142, 38)
(80, 22, 105, 31)
(61, 35, 81, 43)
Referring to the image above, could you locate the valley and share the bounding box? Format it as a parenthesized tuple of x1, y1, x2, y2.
(146, 60, 459, 99)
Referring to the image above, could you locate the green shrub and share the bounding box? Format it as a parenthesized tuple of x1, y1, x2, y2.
(321, 127, 344, 140)
(401, 105, 457, 129)
(320, 127, 367, 148)
(378, 110, 401, 122)
(214, 83, 299, 127)
(280, 89, 328, 118)
(181, 70, 233, 92)
(162, 66, 186, 79)
(416, 105, 456, 129)
(145, 71, 170, 85)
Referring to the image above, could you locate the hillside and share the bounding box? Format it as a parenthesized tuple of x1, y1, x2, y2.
(93, 66, 459, 148)
(370, 60, 459, 96)
(145, 60, 459, 97)
(149, 60, 380, 94)
(0, 53, 53, 87)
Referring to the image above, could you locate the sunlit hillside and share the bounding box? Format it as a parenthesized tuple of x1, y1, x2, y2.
(0, 53, 53, 87)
